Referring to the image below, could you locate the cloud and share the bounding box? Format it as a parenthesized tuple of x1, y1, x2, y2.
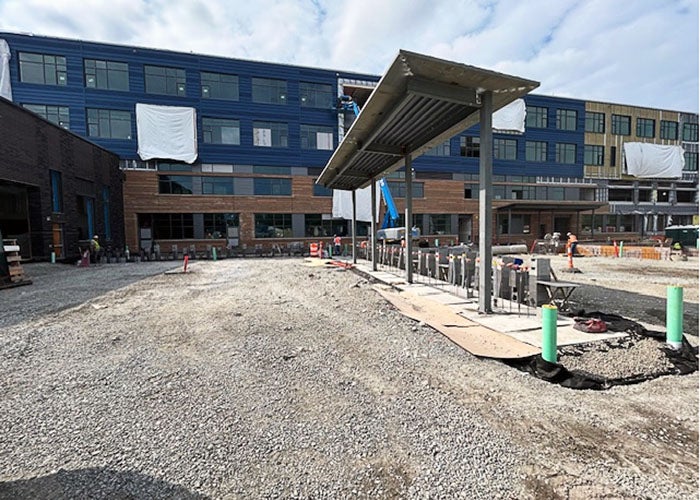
(0, 0, 696, 111)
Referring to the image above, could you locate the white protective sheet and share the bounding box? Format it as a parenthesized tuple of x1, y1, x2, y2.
(136, 103, 197, 163)
(493, 98, 525, 133)
(623, 142, 684, 178)
(0, 39, 12, 101)
(332, 183, 381, 223)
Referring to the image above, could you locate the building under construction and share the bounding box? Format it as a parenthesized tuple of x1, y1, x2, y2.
(0, 32, 697, 258)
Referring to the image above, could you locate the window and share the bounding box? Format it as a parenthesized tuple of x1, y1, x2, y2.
(157, 162, 192, 171)
(636, 118, 655, 138)
(84, 59, 128, 91)
(608, 189, 633, 202)
(494, 138, 517, 160)
(425, 140, 451, 156)
(204, 213, 238, 238)
(253, 121, 288, 147)
(86, 108, 132, 139)
(660, 120, 678, 140)
(460, 136, 480, 157)
(253, 178, 292, 196)
(200, 72, 238, 100)
(682, 123, 698, 142)
(102, 187, 111, 241)
(585, 111, 605, 133)
(612, 114, 631, 135)
(526, 106, 547, 128)
(158, 175, 193, 194)
(50, 170, 63, 212)
(254, 213, 292, 238)
(253, 166, 289, 175)
(300, 124, 334, 150)
(304, 214, 334, 237)
(464, 184, 477, 199)
(498, 214, 530, 234)
(555, 143, 576, 164)
(387, 181, 424, 198)
(428, 214, 451, 234)
(525, 141, 547, 162)
(610, 146, 617, 167)
(300, 82, 332, 108)
(584, 145, 604, 166)
(252, 77, 287, 104)
(202, 118, 240, 145)
(556, 109, 577, 131)
(144, 65, 186, 96)
(153, 213, 194, 239)
(313, 184, 333, 197)
(23, 104, 70, 129)
(684, 152, 698, 172)
(202, 177, 234, 195)
(19, 52, 67, 85)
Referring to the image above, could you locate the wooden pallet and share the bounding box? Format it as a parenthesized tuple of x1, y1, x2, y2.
(3, 239, 26, 283)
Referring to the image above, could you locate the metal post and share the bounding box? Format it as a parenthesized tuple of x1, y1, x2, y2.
(405, 153, 413, 283)
(478, 90, 493, 313)
(352, 189, 357, 264)
(371, 179, 377, 271)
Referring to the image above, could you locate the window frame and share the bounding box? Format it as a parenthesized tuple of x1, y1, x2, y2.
(682, 123, 698, 142)
(555, 109, 577, 131)
(555, 143, 577, 164)
(300, 124, 334, 150)
(611, 114, 631, 136)
(253, 177, 292, 196)
(254, 213, 292, 238)
(584, 144, 604, 166)
(253, 121, 289, 148)
(84, 58, 129, 91)
(585, 111, 605, 133)
(494, 138, 517, 160)
(200, 71, 239, 100)
(299, 82, 333, 108)
(660, 120, 678, 140)
(252, 77, 287, 105)
(636, 118, 655, 138)
(202, 117, 241, 145)
(525, 141, 547, 162)
(23, 103, 70, 129)
(18, 51, 67, 86)
(525, 106, 548, 128)
(86, 108, 132, 139)
(144, 65, 187, 96)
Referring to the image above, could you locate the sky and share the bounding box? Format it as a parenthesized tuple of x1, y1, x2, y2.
(0, 0, 697, 112)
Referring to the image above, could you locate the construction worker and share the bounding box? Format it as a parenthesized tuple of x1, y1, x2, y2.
(89, 235, 101, 263)
(333, 234, 342, 256)
(566, 232, 578, 255)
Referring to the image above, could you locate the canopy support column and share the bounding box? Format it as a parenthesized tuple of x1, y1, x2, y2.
(405, 153, 413, 284)
(371, 179, 377, 270)
(478, 90, 493, 314)
(352, 189, 357, 263)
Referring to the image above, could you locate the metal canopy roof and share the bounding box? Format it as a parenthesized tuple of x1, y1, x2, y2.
(317, 50, 539, 190)
(496, 201, 607, 212)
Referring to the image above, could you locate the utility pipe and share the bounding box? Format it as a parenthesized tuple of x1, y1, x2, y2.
(542, 304, 558, 363)
(666, 285, 683, 349)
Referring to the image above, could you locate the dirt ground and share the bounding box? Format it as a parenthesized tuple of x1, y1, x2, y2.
(0, 258, 697, 499)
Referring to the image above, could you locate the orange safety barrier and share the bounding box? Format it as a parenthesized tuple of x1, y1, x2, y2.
(309, 242, 319, 257)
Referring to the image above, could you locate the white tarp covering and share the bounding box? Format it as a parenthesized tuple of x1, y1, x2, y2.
(623, 142, 684, 178)
(332, 183, 381, 223)
(0, 39, 12, 101)
(493, 98, 525, 132)
(136, 103, 197, 163)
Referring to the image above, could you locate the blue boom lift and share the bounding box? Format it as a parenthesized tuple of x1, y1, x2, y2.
(337, 95, 419, 242)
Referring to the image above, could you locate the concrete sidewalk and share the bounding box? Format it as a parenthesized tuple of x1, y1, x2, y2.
(344, 257, 627, 358)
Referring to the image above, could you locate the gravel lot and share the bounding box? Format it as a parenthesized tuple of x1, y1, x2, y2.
(0, 258, 697, 499)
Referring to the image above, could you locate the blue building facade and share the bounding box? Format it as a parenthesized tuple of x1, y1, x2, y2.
(1, 32, 696, 252)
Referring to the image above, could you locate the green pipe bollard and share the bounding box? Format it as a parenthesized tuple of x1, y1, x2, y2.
(50, 251, 56, 264)
(619, 240, 624, 258)
(212, 247, 217, 261)
(542, 304, 558, 363)
(666, 285, 684, 349)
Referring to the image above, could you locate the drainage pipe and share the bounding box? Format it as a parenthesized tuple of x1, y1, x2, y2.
(542, 304, 558, 363)
(666, 285, 684, 349)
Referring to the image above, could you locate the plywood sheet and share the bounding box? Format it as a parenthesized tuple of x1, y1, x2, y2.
(374, 286, 540, 359)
